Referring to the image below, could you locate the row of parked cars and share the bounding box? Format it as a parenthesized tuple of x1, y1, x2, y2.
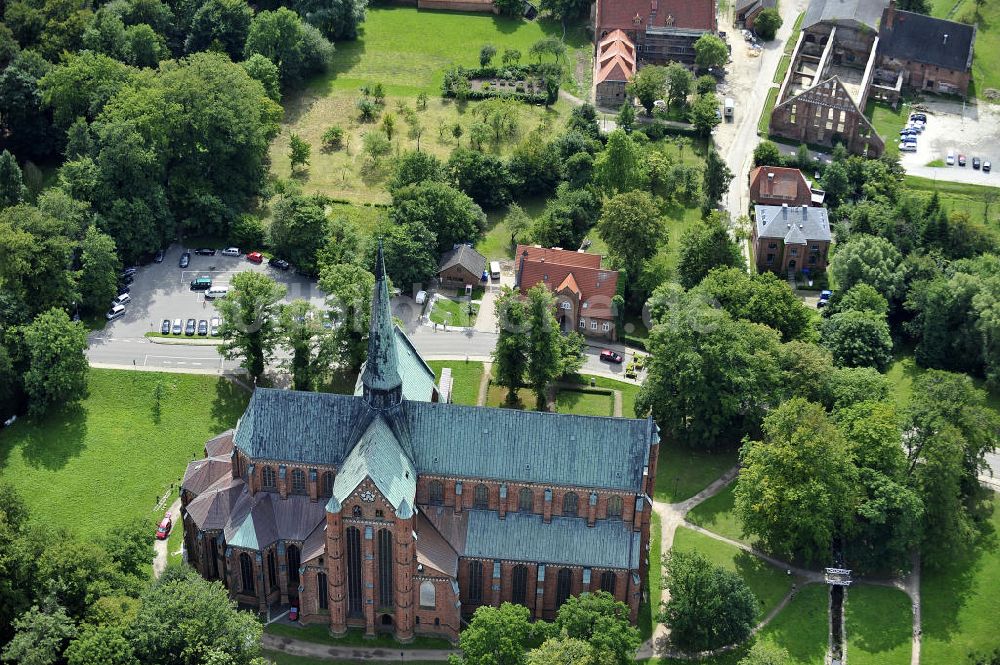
(178, 247, 290, 270)
(161, 317, 221, 336)
(106, 267, 139, 320)
(897, 112, 927, 153)
(945, 151, 991, 172)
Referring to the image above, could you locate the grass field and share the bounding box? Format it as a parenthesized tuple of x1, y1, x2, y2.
(427, 360, 484, 406)
(0, 369, 248, 535)
(921, 493, 1000, 663)
(865, 101, 910, 159)
(672, 527, 793, 621)
(845, 585, 912, 665)
(903, 175, 1000, 229)
(553, 389, 614, 416)
(640, 510, 663, 640)
(759, 87, 779, 136)
(429, 297, 479, 327)
(653, 442, 738, 503)
(685, 484, 749, 545)
(563, 374, 640, 418)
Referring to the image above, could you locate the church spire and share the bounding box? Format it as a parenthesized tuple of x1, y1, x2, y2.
(361, 241, 402, 409)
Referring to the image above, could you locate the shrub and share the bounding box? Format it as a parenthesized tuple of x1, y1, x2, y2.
(322, 125, 345, 150)
(231, 214, 267, 248)
(357, 97, 378, 122)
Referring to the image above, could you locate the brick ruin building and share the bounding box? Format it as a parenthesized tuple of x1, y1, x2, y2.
(181, 247, 658, 642)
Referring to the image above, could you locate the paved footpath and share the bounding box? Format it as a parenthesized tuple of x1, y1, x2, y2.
(261, 634, 457, 662)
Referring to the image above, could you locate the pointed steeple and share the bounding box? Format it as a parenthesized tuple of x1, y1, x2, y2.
(361, 241, 402, 409)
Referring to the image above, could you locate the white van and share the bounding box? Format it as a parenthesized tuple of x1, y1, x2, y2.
(724, 98, 734, 118)
(205, 287, 229, 299)
(114, 293, 131, 306)
(106, 304, 126, 321)
(489, 261, 501, 280)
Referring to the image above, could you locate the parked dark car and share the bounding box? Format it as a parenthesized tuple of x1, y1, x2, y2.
(117, 284, 130, 296)
(120, 274, 134, 285)
(269, 257, 290, 270)
(195, 248, 216, 256)
(179, 252, 191, 268)
(197, 319, 208, 335)
(121, 267, 138, 278)
(985, 160, 992, 173)
(161, 319, 171, 334)
(154, 249, 165, 263)
(600, 349, 623, 364)
(185, 318, 196, 335)
(959, 154, 967, 167)
(973, 157, 982, 170)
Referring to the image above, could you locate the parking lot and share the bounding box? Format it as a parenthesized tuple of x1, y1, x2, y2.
(898, 98, 1000, 186)
(93, 244, 326, 343)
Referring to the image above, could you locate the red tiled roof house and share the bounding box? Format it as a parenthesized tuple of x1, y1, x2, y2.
(748, 166, 817, 207)
(595, 0, 717, 66)
(596, 30, 637, 109)
(515, 245, 620, 341)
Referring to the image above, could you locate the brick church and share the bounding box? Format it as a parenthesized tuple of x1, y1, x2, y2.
(180, 248, 659, 642)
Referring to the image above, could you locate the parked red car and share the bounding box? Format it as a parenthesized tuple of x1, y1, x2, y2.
(246, 251, 264, 263)
(155, 512, 172, 540)
(600, 349, 623, 364)
(288, 606, 298, 621)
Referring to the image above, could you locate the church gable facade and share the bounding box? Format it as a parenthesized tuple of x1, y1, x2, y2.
(181, 247, 658, 642)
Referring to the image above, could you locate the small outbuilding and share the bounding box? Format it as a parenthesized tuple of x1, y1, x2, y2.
(437, 244, 486, 290)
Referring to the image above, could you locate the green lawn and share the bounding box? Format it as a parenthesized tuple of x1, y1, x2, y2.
(265, 624, 452, 650)
(640, 510, 663, 641)
(653, 441, 738, 503)
(784, 12, 805, 55)
(685, 484, 749, 545)
(845, 585, 912, 665)
(485, 383, 537, 409)
(429, 296, 479, 327)
(865, 101, 910, 159)
(0, 369, 248, 535)
(759, 87, 779, 136)
(886, 351, 1000, 413)
(903, 175, 1000, 229)
(773, 54, 791, 85)
(921, 493, 1000, 663)
(427, 360, 484, 406)
(563, 374, 640, 418)
(672, 527, 793, 622)
(554, 389, 614, 416)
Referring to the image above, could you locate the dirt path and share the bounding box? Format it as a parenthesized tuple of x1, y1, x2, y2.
(475, 362, 491, 406)
(261, 633, 457, 662)
(153, 497, 182, 578)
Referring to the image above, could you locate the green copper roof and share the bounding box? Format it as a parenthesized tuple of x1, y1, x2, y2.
(332, 416, 416, 511)
(462, 509, 642, 570)
(361, 243, 403, 401)
(354, 327, 438, 402)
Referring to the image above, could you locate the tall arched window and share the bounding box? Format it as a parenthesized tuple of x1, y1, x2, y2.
(511, 564, 528, 605)
(261, 466, 276, 490)
(318, 572, 328, 609)
(518, 488, 533, 512)
(562, 492, 579, 517)
(556, 568, 572, 608)
(600, 571, 617, 595)
(473, 484, 489, 509)
(468, 560, 484, 603)
(346, 527, 362, 617)
(321, 472, 334, 497)
(607, 496, 623, 519)
(377, 529, 393, 608)
(267, 550, 278, 590)
(291, 469, 306, 495)
(287, 544, 301, 585)
(239, 552, 255, 593)
(353, 505, 362, 518)
(419, 581, 436, 609)
(428, 480, 444, 505)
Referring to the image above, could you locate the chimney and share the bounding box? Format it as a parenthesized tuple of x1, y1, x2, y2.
(886, 0, 896, 30)
(943, 34, 949, 45)
(767, 172, 775, 181)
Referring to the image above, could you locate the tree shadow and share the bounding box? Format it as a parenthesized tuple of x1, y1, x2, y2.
(15, 403, 89, 471)
(846, 586, 911, 657)
(210, 378, 251, 431)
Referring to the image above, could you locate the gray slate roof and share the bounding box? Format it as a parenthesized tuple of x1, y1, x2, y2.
(224, 491, 327, 550)
(462, 509, 642, 570)
(438, 244, 486, 278)
(332, 416, 417, 511)
(878, 9, 974, 72)
(755, 204, 831, 242)
(355, 327, 438, 402)
(234, 390, 656, 493)
(803, 0, 887, 30)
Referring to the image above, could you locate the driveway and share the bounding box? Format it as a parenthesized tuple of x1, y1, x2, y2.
(898, 99, 1000, 185)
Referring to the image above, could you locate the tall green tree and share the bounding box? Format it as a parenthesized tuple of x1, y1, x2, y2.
(65, 624, 138, 665)
(735, 398, 858, 565)
(0, 149, 27, 208)
(291, 0, 368, 40)
(821, 310, 893, 371)
(597, 190, 666, 293)
(693, 34, 728, 69)
(279, 299, 335, 391)
(625, 65, 667, 115)
(288, 133, 311, 171)
(449, 602, 541, 665)
(664, 62, 692, 109)
(554, 592, 640, 665)
(78, 225, 120, 316)
(616, 101, 636, 133)
(829, 234, 906, 303)
(593, 130, 647, 196)
(525, 284, 562, 411)
(690, 92, 721, 136)
(185, 0, 253, 59)
(375, 220, 439, 289)
(694, 267, 812, 342)
(676, 213, 745, 289)
(390, 181, 486, 254)
(660, 550, 759, 651)
(702, 148, 733, 212)
(270, 193, 328, 275)
(390, 150, 445, 191)
(739, 643, 791, 665)
(492, 286, 530, 405)
(22, 308, 89, 417)
(753, 9, 783, 40)
(244, 8, 333, 88)
(0, 204, 79, 317)
(526, 636, 593, 665)
(1, 598, 77, 665)
(214, 271, 286, 382)
(319, 262, 375, 372)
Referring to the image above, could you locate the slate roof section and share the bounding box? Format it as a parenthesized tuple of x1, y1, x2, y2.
(301, 521, 326, 562)
(438, 244, 486, 278)
(402, 401, 657, 491)
(186, 476, 246, 531)
(182, 456, 234, 497)
(462, 509, 643, 570)
(802, 0, 888, 30)
(736, 0, 776, 16)
(225, 492, 327, 550)
(332, 416, 417, 511)
(355, 327, 438, 403)
(596, 0, 717, 33)
(878, 7, 975, 72)
(204, 430, 234, 458)
(416, 511, 461, 576)
(755, 204, 831, 242)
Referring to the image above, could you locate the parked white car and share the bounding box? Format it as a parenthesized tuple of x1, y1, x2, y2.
(946, 151, 956, 166)
(221, 247, 240, 257)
